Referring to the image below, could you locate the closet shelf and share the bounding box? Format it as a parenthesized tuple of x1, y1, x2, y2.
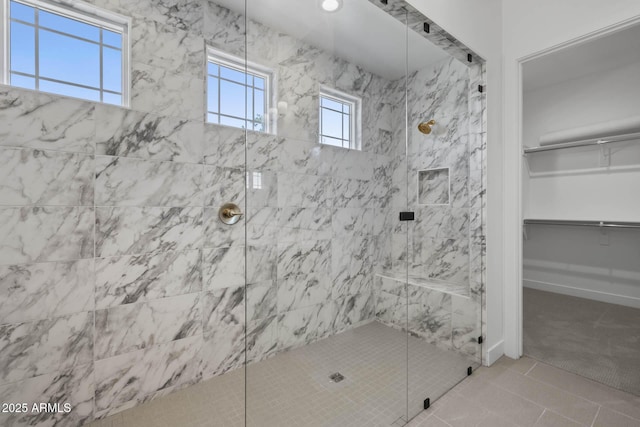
(524, 219, 640, 229)
(523, 131, 640, 154)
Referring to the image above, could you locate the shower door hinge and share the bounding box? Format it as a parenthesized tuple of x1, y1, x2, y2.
(399, 212, 415, 221)
(423, 398, 431, 410)
(478, 336, 483, 344)
(478, 85, 484, 93)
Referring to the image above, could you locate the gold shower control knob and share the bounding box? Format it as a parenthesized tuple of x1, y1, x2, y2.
(219, 203, 244, 225)
(418, 119, 436, 135)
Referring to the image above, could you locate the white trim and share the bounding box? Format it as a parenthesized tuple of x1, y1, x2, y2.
(318, 85, 362, 150)
(524, 280, 640, 310)
(206, 46, 275, 134)
(506, 14, 640, 360)
(1, 0, 131, 106)
(0, 0, 8, 85)
(485, 340, 504, 366)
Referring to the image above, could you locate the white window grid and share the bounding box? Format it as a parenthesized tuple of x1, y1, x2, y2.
(0, 0, 131, 106)
(319, 86, 361, 150)
(206, 47, 274, 134)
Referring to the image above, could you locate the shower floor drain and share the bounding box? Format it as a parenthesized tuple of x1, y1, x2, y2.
(329, 372, 345, 383)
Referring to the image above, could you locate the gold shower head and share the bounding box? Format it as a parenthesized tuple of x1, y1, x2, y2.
(418, 120, 436, 135)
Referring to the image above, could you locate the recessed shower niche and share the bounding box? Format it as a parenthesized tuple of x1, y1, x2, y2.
(418, 168, 451, 205)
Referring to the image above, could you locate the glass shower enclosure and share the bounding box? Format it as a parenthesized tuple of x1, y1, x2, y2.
(203, 0, 485, 425)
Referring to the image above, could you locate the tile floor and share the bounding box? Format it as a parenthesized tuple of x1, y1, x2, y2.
(88, 321, 476, 427)
(407, 356, 640, 427)
(88, 319, 640, 427)
(524, 287, 640, 396)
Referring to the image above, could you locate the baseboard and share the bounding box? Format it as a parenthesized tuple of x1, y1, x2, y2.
(524, 279, 640, 309)
(484, 340, 504, 366)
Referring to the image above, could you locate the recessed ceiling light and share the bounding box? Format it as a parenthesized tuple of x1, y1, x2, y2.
(321, 0, 342, 12)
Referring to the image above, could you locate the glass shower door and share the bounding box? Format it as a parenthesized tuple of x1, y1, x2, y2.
(404, 22, 486, 422)
(243, 0, 411, 425)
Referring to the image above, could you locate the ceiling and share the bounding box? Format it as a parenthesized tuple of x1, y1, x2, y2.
(523, 23, 640, 92)
(212, 0, 449, 80)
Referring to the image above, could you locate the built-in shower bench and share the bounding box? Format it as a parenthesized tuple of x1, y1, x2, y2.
(375, 271, 469, 298)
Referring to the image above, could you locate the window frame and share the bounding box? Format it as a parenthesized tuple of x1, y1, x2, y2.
(319, 86, 362, 150)
(0, 0, 131, 106)
(206, 46, 276, 134)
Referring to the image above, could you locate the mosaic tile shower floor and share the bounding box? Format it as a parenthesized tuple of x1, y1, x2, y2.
(88, 321, 475, 427)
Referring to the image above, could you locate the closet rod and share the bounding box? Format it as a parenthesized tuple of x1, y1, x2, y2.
(524, 219, 640, 229)
(523, 131, 640, 154)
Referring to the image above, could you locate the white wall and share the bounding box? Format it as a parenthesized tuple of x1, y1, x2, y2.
(503, 0, 640, 358)
(523, 60, 640, 221)
(408, 0, 505, 364)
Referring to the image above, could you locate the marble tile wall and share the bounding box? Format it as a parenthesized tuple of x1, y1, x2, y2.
(0, 0, 486, 424)
(0, 0, 394, 424)
(374, 54, 486, 362)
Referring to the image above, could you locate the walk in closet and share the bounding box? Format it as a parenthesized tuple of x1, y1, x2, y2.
(521, 23, 640, 396)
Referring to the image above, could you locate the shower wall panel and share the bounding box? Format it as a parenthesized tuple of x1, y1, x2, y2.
(0, 0, 396, 424)
(374, 57, 485, 361)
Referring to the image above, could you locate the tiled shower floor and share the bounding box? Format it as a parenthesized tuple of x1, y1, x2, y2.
(88, 321, 476, 427)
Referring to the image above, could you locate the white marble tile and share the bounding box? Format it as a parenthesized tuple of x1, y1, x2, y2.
(0, 312, 93, 384)
(203, 124, 245, 168)
(95, 249, 202, 310)
(278, 207, 332, 231)
(203, 207, 245, 248)
(202, 246, 245, 290)
(277, 173, 332, 208)
(277, 273, 331, 313)
(246, 281, 277, 321)
(277, 240, 331, 280)
(94, 293, 201, 359)
(95, 156, 203, 207)
(409, 288, 452, 348)
(333, 292, 375, 333)
(203, 1, 245, 58)
(94, 335, 201, 418)
(0, 148, 94, 206)
(203, 166, 245, 207)
(331, 235, 374, 298)
(275, 137, 332, 176)
(0, 259, 94, 323)
(451, 295, 480, 358)
(277, 303, 334, 351)
(131, 19, 204, 78)
(247, 245, 277, 284)
(0, 362, 94, 427)
(88, 0, 203, 33)
(130, 62, 205, 122)
(95, 206, 202, 257)
(200, 287, 245, 379)
(0, 207, 94, 265)
(332, 208, 374, 236)
(246, 315, 278, 363)
(95, 105, 204, 163)
(0, 87, 96, 154)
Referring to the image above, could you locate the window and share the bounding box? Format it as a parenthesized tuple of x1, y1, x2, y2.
(1, 0, 130, 105)
(319, 87, 361, 150)
(207, 48, 274, 133)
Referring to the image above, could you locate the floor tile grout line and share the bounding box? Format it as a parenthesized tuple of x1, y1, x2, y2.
(495, 356, 638, 419)
(522, 360, 538, 376)
(533, 408, 547, 426)
(590, 406, 600, 427)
